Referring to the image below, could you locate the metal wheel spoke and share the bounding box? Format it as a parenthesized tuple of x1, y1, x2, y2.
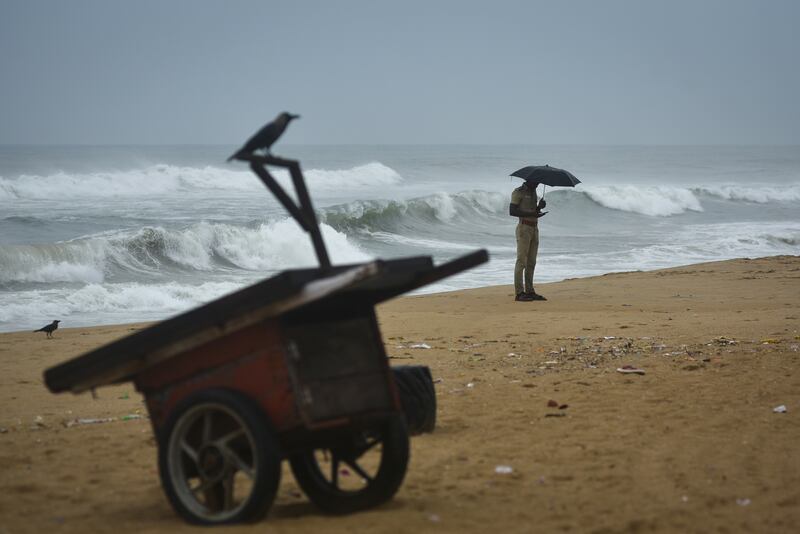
(343, 459, 373, 483)
(361, 437, 381, 454)
(202, 411, 213, 443)
(330, 453, 340, 487)
(180, 439, 199, 462)
(221, 445, 255, 479)
(191, 476, 217, 495)
(222, 474, 235, 511)
(215, 428, 245, 446)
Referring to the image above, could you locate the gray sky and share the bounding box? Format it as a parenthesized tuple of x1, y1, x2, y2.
(1, 0, 798, 145)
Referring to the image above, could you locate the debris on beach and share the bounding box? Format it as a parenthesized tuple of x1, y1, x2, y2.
(736, 498, 752, 507)
(28, 415, 48, 430)
(494, 465, 513, 474)
(63, 417, 116, 428)
(773, 405, 788, 413)
(395, 342, 431, 349)
(616, 365, 646, 375)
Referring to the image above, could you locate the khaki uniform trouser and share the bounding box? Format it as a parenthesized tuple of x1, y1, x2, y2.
(514, 223, 539, 295)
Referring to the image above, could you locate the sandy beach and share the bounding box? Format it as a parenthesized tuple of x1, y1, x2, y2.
(1, 255, 799, 533)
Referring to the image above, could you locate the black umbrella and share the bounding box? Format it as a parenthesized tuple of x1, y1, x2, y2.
(510, 165, 581, 187)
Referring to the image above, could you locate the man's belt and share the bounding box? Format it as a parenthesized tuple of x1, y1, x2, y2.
(520, 219, 537, 227)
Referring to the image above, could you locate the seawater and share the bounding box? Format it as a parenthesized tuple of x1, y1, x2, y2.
(1, 145, 799, 332)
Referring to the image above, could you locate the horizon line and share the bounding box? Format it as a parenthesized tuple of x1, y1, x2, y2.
(2, 142, 799, 148)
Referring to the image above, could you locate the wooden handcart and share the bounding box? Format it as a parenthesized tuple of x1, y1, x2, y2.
(44, 148, 488, 524)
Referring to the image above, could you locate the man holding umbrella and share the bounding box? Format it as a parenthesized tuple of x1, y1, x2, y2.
(509, 165, 581, 302)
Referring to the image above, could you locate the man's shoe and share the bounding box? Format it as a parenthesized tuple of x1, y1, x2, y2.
(515, 292, 534, 301)
(526, 292, 547, 301)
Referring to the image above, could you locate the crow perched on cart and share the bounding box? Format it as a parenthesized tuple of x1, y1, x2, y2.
(227, 112, 300, 161)
(34, 320, 60, 338)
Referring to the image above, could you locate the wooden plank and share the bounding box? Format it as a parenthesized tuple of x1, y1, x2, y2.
(45, 262, 381, 393)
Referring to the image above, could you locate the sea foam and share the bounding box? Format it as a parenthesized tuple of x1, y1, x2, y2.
(692, 184, 800, 204)
(0, 219, 369, 284)
(0, 162, 402, 200)
(579, 185, 704, 216)
(320, 190, 507, 232)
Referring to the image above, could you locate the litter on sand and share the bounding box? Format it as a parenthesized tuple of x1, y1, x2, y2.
(64, 417, 116, 427)
(409, 343, 432, 349)
(773, 405, 788, 413)
(616, 365, 646, 375)
(495, 465, 513, 474)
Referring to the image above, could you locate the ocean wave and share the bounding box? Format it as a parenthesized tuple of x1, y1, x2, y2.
(568, 183, 800, 216)
(0, 162, 402, 200)
(0, 220, 369, 284)
(0, 280, 241, 326)
(692, 184, 800, 204)
(578, 185, 704, 216)
(319, 190, 507, 232)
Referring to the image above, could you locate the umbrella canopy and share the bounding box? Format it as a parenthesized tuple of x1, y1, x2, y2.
(510, 165, 581, 187)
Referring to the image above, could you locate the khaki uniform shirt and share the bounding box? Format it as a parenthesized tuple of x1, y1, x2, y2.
(510, 185, 538, 225)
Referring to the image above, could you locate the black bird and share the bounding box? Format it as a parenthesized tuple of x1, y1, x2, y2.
(227, 112, 300, 161)
(34, 320, 61, 339)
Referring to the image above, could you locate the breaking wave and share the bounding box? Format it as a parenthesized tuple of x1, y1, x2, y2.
(692, 184, 800, 204)
(0, 219, 370, 284)
(576, 183, 800, 216)
(320, 190, 507, 233)
(0, 162, 402, 200)
(578, 185, 704, 216)
(0, 280, 242, 326)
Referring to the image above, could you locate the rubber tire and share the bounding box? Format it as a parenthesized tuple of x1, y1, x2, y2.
(392, 365, 437, 435)
(157, 389, 281, 525)
(289, 415, 409, 514)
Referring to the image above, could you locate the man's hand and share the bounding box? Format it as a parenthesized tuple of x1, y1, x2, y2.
(538, 199, 546, 209)
(537, 210, 548, 218)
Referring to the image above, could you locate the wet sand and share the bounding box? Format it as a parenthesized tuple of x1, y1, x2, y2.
(1, 255, 799, 533)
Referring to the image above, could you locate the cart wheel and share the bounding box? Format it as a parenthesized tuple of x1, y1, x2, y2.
(289, 415, 409, 514)
(158, 389, 281, 524)
(392, 365, 437, 435)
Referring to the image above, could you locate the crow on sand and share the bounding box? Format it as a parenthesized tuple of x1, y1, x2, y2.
(35, 320, 61, 339)
(227, 112, 300, 161)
